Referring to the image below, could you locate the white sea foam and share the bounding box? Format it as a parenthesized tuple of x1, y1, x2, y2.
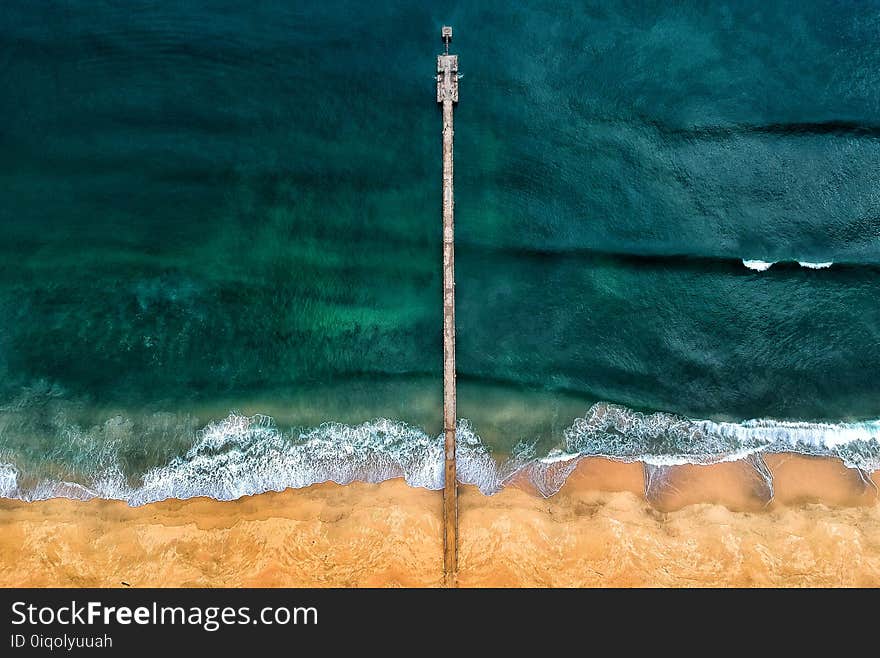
(797, 261, 833, 269)
(742, 259, 775, 271)
(742, 259, 834, 271)
(1, 405, 878, 503)
(564, 403, 880, 471)
(0, 463, 18, 498)
(129, 415, 446, 504)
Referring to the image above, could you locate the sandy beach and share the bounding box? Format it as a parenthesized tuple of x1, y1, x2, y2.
(1, 453, 878, 588)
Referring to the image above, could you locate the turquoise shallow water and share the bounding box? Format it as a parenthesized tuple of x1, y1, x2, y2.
(1, 1, 880, 500)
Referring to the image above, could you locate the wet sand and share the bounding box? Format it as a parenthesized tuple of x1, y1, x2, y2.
(1, 454, 878, 587)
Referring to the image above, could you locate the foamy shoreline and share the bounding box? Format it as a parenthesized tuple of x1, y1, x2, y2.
(4, 403, 880, 504)
(1, 453, 878, 587)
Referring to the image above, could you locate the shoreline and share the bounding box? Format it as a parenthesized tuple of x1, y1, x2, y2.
(1, 453, 878, 587)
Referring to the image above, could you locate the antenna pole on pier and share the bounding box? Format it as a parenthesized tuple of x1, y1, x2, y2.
(437, 25, 459, 587)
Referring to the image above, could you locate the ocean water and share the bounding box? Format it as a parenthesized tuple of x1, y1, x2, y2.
(2, 1, 880, 502)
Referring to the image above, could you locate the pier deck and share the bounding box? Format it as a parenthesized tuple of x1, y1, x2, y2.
(437, 26, 459, 586)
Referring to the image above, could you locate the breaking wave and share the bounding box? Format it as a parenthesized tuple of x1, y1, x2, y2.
(1, 402, 879, 503)
(742, 259, 834, 271)
(742, 259, 776, 271)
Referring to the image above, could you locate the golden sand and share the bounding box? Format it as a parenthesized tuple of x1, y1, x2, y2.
(1, 454, 878, 587)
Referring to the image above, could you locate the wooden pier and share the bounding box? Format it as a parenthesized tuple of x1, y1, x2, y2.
(437, 25, 459, 586)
